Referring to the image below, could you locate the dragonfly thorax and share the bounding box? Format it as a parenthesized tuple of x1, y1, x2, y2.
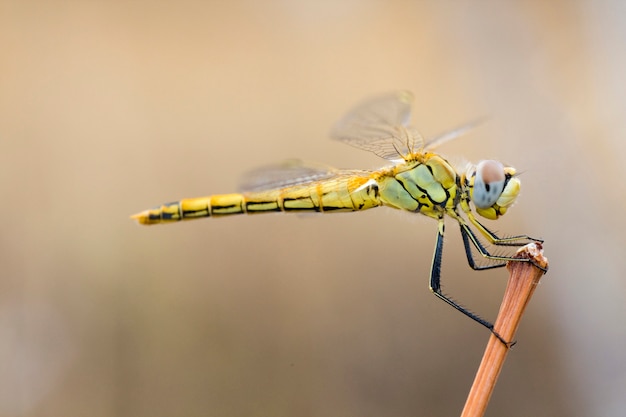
(375, 152, 460, 219)
(466, 160, 520, 220)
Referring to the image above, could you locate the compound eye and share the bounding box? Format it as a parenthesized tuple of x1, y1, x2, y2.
(473, 160, 506, 209)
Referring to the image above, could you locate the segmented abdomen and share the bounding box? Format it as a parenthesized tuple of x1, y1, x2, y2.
(132, 174, 380, 225)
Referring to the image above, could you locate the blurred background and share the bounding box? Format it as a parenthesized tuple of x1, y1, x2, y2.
(1, 1, 625, 416)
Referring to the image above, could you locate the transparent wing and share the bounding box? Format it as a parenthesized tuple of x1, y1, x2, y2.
(330, 91, 425, 160)
(423, 117, 488, 150)
(239, 159, 341, 192)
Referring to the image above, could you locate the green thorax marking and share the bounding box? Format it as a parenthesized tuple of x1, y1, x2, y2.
(376, 152, 460, 218)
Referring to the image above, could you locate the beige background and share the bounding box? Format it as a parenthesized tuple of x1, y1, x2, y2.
(1, 1, 625, 416)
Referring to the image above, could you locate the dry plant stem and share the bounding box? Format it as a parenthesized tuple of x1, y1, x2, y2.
(460, 243, 548, 417)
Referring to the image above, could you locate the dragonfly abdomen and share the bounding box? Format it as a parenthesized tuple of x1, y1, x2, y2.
(131, 194, 247, 225)
(132, 175, 381, 225)
(244, 175, 381, 214)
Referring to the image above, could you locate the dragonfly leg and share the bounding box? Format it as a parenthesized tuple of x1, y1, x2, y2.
(459, 222, 512, 270)
(460, 226, 507, 271)
(461, 219, 548, 274)
(450, 210, 548, 274)
(429, 218, 510, 345)
(467, 211, 543, 247)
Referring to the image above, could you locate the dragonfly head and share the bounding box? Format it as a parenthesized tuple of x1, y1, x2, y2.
(468, 160, 520, 220)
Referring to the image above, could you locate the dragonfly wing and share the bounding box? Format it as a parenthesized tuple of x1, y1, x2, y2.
(239, 159, 340, 192)
(423, 117, 488, 150)
(330, 91, 422, 160)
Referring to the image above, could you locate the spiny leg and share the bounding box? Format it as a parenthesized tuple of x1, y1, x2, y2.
(467, 211, 543, 246)
(460, 225, 508, 271)
(455, 212, 548, 274)
(428, 218, 510, 345)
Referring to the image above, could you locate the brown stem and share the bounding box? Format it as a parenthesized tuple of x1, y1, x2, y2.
(460, 242, 548, 417)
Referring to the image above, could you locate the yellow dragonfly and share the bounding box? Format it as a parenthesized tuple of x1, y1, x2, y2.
(132, 91, 544, 343)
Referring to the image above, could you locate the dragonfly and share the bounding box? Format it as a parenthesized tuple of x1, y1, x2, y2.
(132, 91, 544, 344)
